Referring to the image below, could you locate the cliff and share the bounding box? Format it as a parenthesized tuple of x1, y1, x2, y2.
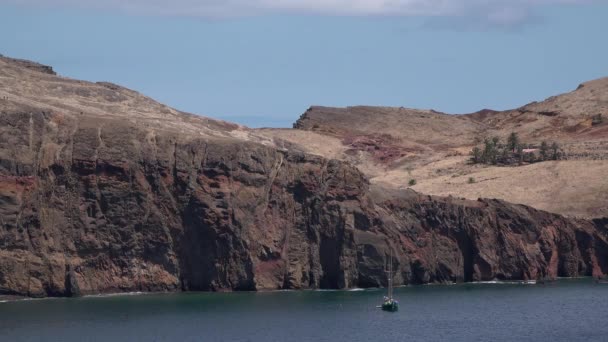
(1, 56, 607, 297)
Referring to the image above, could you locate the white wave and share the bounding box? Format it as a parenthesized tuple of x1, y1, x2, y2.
(470, 280, 502, 284)
(470, 280, 537, 285)
(85, 291, 146, 298)
(422, 282, 456, 286)
(0, 296, 60, 304)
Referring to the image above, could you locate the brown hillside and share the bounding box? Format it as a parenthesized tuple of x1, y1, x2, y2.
(258, 79, 608, 218)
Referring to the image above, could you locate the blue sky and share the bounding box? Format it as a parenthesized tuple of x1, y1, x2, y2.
(1, 1, 607, 127)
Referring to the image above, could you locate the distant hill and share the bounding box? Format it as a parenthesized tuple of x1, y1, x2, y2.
(258, 79, 608, 218)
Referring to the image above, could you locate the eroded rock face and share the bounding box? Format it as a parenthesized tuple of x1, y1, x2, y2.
(372, 192, 608, 284)
(0, 109, 373, 296)
(1, 109, 607, 298)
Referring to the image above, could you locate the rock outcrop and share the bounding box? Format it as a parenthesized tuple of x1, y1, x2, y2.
(1, 56, 607, 298)
(0, 56, 56, 75)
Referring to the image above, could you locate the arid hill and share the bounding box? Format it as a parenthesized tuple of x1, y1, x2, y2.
(258, 79, 608, 218)
(1, 56, 606, 298)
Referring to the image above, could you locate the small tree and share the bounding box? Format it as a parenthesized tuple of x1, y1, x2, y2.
(468, 177, 476, 184)
(492, 136, 500, 147)
(507, 132, 519, 152)
(471, 146, 481, 164)
(550, 142, 560, 160)
(540, 141, 549, 161)
(483, 138, 500, 164)
(408, 179, 417, 186)
(517, 144, 524, 164)
(482, 138, 494, 164)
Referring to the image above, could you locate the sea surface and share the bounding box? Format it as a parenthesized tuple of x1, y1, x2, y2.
(1, 279, 607, 342)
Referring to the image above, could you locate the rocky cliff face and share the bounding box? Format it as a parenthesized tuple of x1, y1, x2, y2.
(372, 191, 608, 284)
(1, 57, 607, 298)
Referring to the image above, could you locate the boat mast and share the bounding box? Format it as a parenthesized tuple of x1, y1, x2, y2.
(387, 249, 393, 299)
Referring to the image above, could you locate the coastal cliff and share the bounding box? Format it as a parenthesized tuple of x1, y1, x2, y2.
(1, 56, 607, 297)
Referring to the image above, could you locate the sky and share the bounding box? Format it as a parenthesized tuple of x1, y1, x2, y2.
(1, 1, 607, 127)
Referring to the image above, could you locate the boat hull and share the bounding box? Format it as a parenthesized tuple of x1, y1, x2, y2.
(381, 301, 399, 312)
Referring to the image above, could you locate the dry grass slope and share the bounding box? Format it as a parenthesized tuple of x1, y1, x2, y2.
(259, 79, 608, 218)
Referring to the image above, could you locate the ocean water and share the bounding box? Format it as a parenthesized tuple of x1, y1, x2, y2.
(1, 279, 607, 342)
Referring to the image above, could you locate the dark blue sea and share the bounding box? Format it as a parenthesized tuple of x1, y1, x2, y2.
(1, 279, 607, 342)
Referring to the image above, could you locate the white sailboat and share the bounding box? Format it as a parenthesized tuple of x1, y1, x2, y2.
(380, 250, 398, 312)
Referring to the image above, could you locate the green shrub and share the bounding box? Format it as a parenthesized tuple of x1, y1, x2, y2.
(408, 179, 417, 186)
(507, 132, 519, 152)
